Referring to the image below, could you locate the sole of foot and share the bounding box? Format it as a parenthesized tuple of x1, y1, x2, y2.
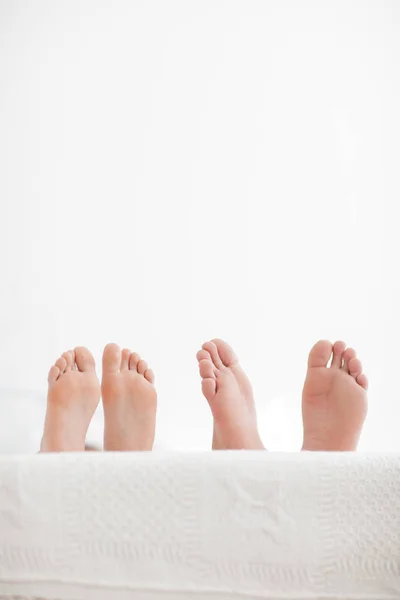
(40, 347, 101, 452)
(197, 338, 264, 450)
(302, 340, 368, 451)
(102, 343, 157, 451)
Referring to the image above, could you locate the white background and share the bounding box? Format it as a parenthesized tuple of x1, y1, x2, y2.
(0, 0, 399, 452)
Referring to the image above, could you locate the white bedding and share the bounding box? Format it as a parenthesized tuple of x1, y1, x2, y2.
(0, 452, 399, 600)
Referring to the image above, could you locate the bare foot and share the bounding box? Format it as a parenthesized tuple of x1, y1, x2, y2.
(302, 340, 368, 451)
(197, 339, 264, 450)
(40, 348, 101, 452)
(102, 343, 157, 451)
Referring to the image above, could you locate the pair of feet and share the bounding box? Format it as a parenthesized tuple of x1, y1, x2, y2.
(40, 339, 368, 453)
(199, 339, 368, 451)
(40, 344, 156, 452)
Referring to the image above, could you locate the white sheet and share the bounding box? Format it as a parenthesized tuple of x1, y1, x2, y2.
(0, 452, 399, 600)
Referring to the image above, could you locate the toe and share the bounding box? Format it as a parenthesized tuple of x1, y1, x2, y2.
(196, 349, 211, 362)
(199, 358, 215, 380)
(144, 369, 155, 384)
(348, 357, 362, 379)
(308, 340, 332, 368)
(48, 365, 60, 384)
(62, 351, 73, 373)
(69, 350, 78, 370)
(129, 352, 141, 370)
(211, 339, 238, 367)
(102, 343, 121, 373)
(342, 348, 356, 374)
(121, 348, 131, 371)
(357, 373, 369, 391)
(202, 341, 223, 369)
(55, 357, 67, 374)
(74, 347, 96, 373)
(137, 359, 148, 375)
(331, 341, 346, 369)
(202, 378, 217, 401)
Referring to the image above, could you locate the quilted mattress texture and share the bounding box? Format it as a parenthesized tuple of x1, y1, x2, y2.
(0, 451, 399, 600)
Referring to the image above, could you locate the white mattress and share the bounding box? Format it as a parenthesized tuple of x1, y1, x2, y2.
(0, 452, 399, 600)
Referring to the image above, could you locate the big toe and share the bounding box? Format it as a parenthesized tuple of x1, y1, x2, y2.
(308, 340, 333, 368)
(75, 347, 96, 372)
(211, 339, 238, 367)
(102, 343, 121, 373)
